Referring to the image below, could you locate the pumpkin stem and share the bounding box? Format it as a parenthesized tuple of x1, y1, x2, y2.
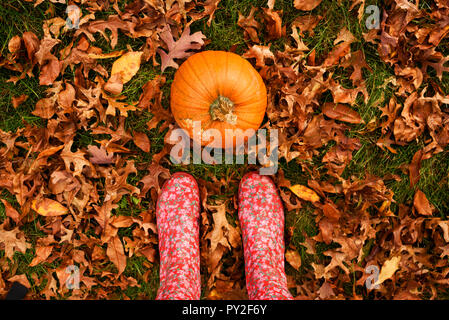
(209, 96, 237, 125)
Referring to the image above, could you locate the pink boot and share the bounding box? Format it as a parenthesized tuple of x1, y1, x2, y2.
(238, 172, 293, 300)
(155, 172, 201, 300)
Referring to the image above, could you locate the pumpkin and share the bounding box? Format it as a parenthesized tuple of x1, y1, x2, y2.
(170, 50, 267, 149)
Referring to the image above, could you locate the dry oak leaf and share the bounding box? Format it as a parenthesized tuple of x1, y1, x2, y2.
(157, 25, 206, 72)
(8, 35, 22, 54)
(31, 198, 68, 217)
(289, 184, 320, 203)
(87, 145, 115, 164)
(139, 163, 171, 195)
(374, 255, 401, 287)
(22, 31, 40, 61)
(29, 245, 53, 267)
(110, 51, 143, 84)
(238, 7, 260, 43)
(0, 224, 31, 259)
(205, 203, 241, 252)
(104, 73, 123, 96)
(285, 249, 302, 270)
(7, 274, 30, 289)
(0, 199, 21, 224)
(82, 15, 131, 49)
(294, 0, 322, 11)
(60, 141, 96, 177)
(322, 102, 364, 124)
(107, 236, 127, 276)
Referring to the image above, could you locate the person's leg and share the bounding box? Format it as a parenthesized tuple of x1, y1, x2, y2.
(238, 172, 293, 300)
(155, 172, 201, 300)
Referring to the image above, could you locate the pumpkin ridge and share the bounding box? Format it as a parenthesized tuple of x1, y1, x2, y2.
(172, 72, 211, 105)
(226, 55, 247, 97)
(198, 52, 220, 98)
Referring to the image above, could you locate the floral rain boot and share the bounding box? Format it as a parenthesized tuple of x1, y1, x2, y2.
(238, 172, 293, 300)
(155, 172, 201, 300)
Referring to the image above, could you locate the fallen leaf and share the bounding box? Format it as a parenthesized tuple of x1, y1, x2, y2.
(413, 190, 434, 216)
(322, 102, 363, 124)
(8, 36, 22, 54)
(87, 145, 115, 164)
(0, 224, 31, 259)
(0, 199, 20, 224)
(409, 149, 423, 187)
(107, 236, 127, 276)
(157, 25, 206, 72)
(294, 0, 322, 11)
(285, 249, 301, 270)
(133, 132, 151, 153)
(238, 7, 260, 43)
(110, 51, 143, 84)
(29, 246, 53, 267)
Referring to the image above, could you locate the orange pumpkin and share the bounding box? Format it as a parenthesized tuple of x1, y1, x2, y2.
(170, 50, 267, 149)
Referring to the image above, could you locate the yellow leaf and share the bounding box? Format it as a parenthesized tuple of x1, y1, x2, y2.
(111, 51, 143, 84)
(375, 255, 401, 286)
(31, 198, 68, 217)
(289, 184, 320, 203)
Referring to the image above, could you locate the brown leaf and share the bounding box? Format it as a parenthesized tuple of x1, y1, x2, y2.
(413, 190, 434, 216)
(32, 98, 55, 119)
(157, 25, 206, 72)
(106, 236, 127, 276)
(294, 0, 322, 11)
(139, 164, 171, 195)
(87, 145, 115, 164)
(29, 245, 53, 267)
(7, 274, 30, 289)
(285, 249, 302, 270)
(318, 218, 334, 245)
(8, 35, 22, 54)
(60, 141, 96, 177)
(322, 102, 363, 124)
(104, 73, 124, 95)
(318, 281, 335, 299)
(238, 7, 260, 43)
(133, 132, 151, 153)
(291, 15, 322, 37)
(205, 203, 241, 252)
(321, 201, 341, 221)
(84, 15, 131, 49)
(0, 223, 31, 259)
(0, 200, 20, 224)
(11, 95, 28, 109)
(22, 31, 40, 61)
(58, 83, 75, 109)
(262, 8, 285, 40)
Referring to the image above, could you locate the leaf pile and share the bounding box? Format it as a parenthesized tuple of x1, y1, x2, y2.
(0, 0, 449, 299)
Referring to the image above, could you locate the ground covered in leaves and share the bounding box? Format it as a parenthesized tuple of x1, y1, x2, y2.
(1, 0, 449, 300)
